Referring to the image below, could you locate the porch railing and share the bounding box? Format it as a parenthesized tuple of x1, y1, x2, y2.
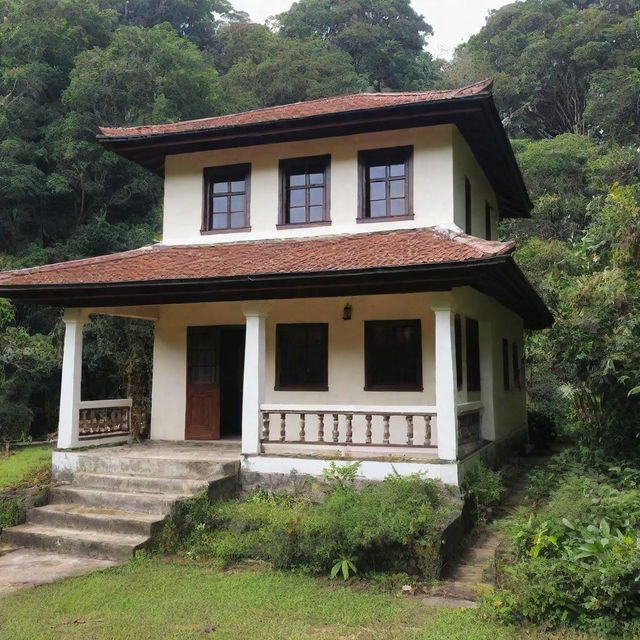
(260, 406, 437, 449)
(78, 399, 132, 441)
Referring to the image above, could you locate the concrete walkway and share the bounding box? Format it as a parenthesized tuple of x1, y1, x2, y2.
(0, 547, 115, 597)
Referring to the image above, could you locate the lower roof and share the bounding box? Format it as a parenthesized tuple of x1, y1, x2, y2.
(0, 227, 552, 329)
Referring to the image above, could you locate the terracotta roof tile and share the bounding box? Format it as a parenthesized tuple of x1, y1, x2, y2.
(99, 80, 493, 139)
(0, 227, 513, 288)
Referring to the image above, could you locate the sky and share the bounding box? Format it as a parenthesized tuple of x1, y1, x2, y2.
(232, 1, 514, 59)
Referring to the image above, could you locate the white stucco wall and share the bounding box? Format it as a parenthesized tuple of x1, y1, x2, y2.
(148, 288, 525, 448)
(452, 128, 499, 238)
(161, 125, 476, 245)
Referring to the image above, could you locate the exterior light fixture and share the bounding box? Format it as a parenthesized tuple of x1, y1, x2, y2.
(343, 303, 352, 320)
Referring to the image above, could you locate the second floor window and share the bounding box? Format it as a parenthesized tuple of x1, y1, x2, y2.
(203, 163, 250, 232)
(359, 146, 413, 220)
(280, 155, 330, 226)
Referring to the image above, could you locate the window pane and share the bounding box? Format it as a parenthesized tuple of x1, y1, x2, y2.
(369, 165, 386, 179)
(389, 163, 405, 177)
(289, 207, 306, 224)
(309, 206, 324, 222)
(289, 173, 306, 187)
(230, 194, 245, 212)
(290, 189, 305, 207)
(369, 200, 387, 218)
(390, 179, 405, 198)
(212, 181, 228, 194)
(309, 187, 324, 206)
(390, 198, 406, 216)
(230, 180, 245, 192)
(212, 196, 228, 213)
(369, 181, 386, 201)
(277, 324, 327, 388)
(309, 172, 324, 185)
(230, 212, 246, 228)
(212, 213, 228, 229)
(466, 318, 481, 391)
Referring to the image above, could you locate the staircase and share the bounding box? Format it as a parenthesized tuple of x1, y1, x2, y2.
(1, 443, 241, 562)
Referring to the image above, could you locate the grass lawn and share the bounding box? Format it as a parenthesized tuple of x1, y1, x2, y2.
(0, 557, 579, 640)
(0, 446, 52, 491)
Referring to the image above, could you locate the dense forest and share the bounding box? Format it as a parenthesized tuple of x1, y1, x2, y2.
(0, 0, 639, 457)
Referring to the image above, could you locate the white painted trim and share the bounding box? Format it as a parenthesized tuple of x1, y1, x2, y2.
(79, 399, 132, 410)
(456, 401, 483, 413)
(260, 404, 437, 414)
(261, 442, 438, 458)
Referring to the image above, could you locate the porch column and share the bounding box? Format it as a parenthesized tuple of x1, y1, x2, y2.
(241, 301, 270, 455)
(432, 301, 458, 461)
(57, 309, 87, 449)
(479, 320, 496, 440)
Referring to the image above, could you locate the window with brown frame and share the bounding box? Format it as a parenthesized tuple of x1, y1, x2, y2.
(358, 146, 413, 221)
(364, 319, 422, 391)
(502, 338, 510, 391)
(466, 317, 480, 392)
(275, 323, 328, 390)
(279, 155, 330, 227)
(512, 343, 522, 389)
(203, 164, 250, 233)
(485, 201, 492, 240)
(455, 314, 463, 390)
(464, 177, 472, 234)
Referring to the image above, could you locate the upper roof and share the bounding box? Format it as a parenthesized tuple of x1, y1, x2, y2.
(97, 80, 533, 219)
(0, 227, 552, 328)
(100, 80, 493, 138)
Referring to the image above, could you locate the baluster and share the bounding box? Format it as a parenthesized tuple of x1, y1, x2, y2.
(383, 415, 390, 445)
(317, 413, 325, 442)
(299, 413, 306, 442)
(261, 411, 270, 442)
(332, 414, 339, 443)
(365, 415, 372, 444)
(346, 415, 353, 444)
(124, 407, 130, 432)
(424, 415, 432, 447)
(280, 413, 286, 442)
(406, 415, 414, 446)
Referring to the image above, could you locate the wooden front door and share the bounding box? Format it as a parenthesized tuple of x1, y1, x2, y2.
(186, 327, 221, 440)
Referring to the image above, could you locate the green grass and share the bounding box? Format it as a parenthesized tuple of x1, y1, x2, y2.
(0, 557, 578, 640)
(0, 445, 52, 491)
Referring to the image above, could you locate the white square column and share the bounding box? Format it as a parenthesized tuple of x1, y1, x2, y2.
(432, 300, 458, 461)
(479, 320, 496, 441)
(57, 309, 87, 449)
(241, 301, 270, 455)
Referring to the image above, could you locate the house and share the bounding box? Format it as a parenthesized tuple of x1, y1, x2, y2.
(0, 80, 551, 495)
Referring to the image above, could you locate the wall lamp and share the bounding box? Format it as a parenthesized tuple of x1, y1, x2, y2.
(342, 303, 352, 320)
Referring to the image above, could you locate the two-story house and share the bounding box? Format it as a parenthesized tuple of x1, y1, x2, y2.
(0, 80, 551, 502)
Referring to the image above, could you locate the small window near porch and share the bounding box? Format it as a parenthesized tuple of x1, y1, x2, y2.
(203, 163, 250, 233)
(512, 343, 522, 389)
(364, 320, 422, 391)
(466, 317, 480, 392)
(279, 155, 330, 226)
(359, 146, 413, 220)
(276, 323, 328, 390)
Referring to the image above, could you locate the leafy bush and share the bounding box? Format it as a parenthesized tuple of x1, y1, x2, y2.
(461, 462, 505, 523)
(153, 473, 455, 581)
(0, 498, 25, 529)
(492, 457, 640, 635)
(527, 410, 557, 450)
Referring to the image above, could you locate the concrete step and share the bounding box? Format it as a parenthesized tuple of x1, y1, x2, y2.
(57, 453, 240, 481)
(1, 524, 147, 562)
(26, 504, 165, 537)
(70, 472, 211, 495)
(50, 486, 190, 515)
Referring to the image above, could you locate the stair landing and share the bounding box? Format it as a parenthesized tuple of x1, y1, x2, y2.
(1, 441, 241, 563)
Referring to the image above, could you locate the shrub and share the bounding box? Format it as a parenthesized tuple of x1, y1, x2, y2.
(152, 473, 455, 582)
(461, 462, 505, 523)
(527, 409, 557, 450)
(0, 498, 25, 529)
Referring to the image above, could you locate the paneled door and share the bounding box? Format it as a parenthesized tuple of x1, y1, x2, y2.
(186, 327, 221, 440)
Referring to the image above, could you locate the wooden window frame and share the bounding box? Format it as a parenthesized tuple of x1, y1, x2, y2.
(202, 163, 251, 234)
(278, 155, 331, 228)
(275, 323, 329, 391)
(464, 177, 472, 234)
(358, 146, 414, 222)
(364, 319, 423, 392)
(485, 201, 492, 240)
(455, 314, 463, 390)
(465, 317, 481, 392)
(502, 338, 510, 391)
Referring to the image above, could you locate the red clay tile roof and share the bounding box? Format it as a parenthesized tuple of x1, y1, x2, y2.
(0, 227, 513, 288)
(99, 80, 493, 139)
